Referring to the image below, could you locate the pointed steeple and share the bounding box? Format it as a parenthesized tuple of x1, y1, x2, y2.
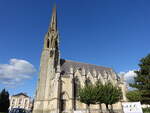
(49, 5, 57, 32)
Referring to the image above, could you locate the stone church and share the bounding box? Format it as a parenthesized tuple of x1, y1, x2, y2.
(33, 6, 127, 113)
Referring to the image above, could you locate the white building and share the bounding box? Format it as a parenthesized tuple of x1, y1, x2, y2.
(9, 93, 32, 111)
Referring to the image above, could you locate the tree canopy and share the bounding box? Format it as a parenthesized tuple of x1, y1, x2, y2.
(94, 81, 104, 105)
(78, 84, 97, 113)
(78, 81, 122, 113)
(126, 90, 141, 102)
(130, 54, 150, 104)
(0, 89, 10, 113)
(100, 82, 122, 110)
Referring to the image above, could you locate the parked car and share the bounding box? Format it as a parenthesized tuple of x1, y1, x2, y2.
(9, 108, 30, 113)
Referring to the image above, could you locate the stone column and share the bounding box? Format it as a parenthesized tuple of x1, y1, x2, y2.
(69, 67, 74, 112)
(54, 66, 61, 113)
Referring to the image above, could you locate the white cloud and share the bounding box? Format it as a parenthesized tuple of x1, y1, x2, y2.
(0, 59, 36, 86)
(120, 70, 137, 83)
(119, 70, 137, 90)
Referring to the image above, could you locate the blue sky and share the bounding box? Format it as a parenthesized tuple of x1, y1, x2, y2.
(0, 0, 150, 97)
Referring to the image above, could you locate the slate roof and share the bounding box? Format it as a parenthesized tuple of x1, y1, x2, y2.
(60, 59, 113, 76)
(12, 93, 29, 97)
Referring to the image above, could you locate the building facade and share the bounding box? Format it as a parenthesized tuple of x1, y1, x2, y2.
(33, 6, 127, 113)
(9, 93, 32, 111)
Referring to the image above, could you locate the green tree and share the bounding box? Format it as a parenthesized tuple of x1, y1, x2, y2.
(126, 90, 141, 102)
(78, 84, 96, 113)
(130, 54, 150, 104)
(0, 89, 10, 113)
(101, 83, 122, 113)
(94, 81, 104, 113)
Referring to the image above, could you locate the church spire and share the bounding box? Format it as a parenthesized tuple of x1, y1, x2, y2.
(49, 5, 57, 32)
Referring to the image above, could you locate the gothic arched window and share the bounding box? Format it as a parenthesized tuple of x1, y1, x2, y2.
(74, 77, 80, 98)
(47, 39, 50, 48)
(85, 78, 92, 85)
(73, 77, 80, 110)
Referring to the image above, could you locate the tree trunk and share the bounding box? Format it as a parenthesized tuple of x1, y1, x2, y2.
(106, 104, 110, 113)
(87, 104, 90, 113)
(99, 104, 103, 113)
(110, 104, 114, 113)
